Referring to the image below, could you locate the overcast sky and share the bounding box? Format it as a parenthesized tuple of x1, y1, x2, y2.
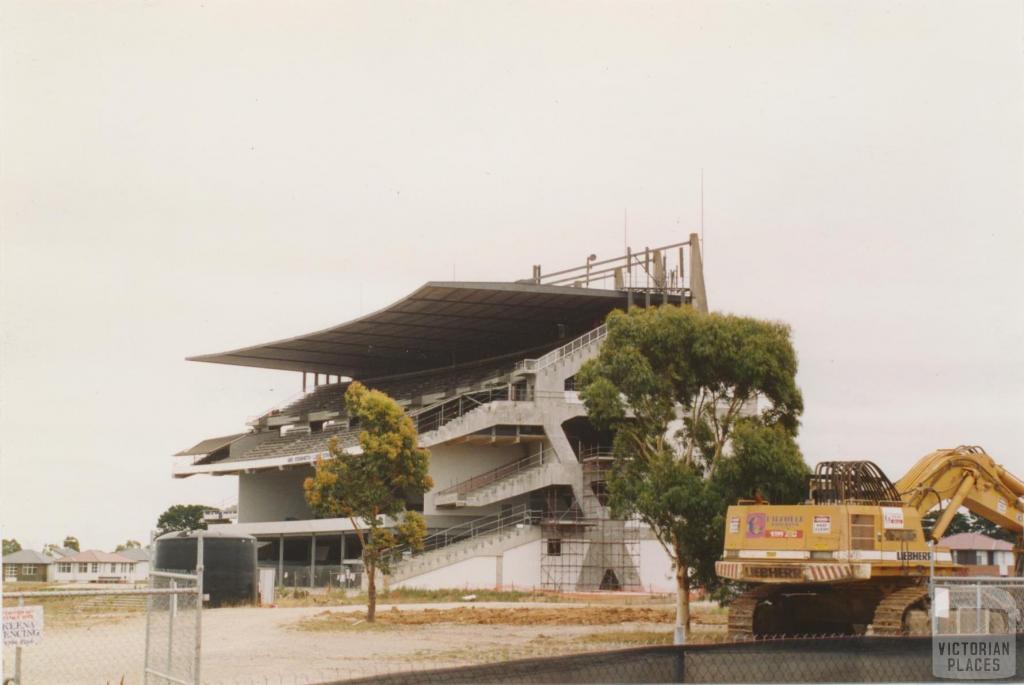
(2, 1, 1021, 552)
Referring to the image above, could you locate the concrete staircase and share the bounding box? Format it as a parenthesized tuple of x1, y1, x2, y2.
(435, 458, 577, 508)
(514, 324, 607, 386)
(418, 400, 548, 447)
(388, 507, 541, 584)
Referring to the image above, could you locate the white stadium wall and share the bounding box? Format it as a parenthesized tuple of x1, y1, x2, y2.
(238, 468, 315, 523)
(639, 538, 676, 593)
(501, 538, 543, 589)
(391, 555, 501, 590)
(391, 538, 544, 591)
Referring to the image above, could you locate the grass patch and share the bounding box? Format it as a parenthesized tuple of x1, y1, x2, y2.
(577, 630, 674, 646)
(1, 592, 147, 628)
(291, 611, 398, 633)
(293, 605, 675, 631)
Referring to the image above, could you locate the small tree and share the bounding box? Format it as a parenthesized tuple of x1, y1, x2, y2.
(156, 505, 209, 536)
(304, 382, 432, 622)
(2, 539, 21, 555)
(579, 305, 807, 642)
(62, 536, 80, 552)
(115, 540, 143, 552)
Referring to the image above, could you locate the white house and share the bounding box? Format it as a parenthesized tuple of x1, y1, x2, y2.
(117, 547, 151, 582)
(3, 549, 56, 582)
(51, 550, 136, 583)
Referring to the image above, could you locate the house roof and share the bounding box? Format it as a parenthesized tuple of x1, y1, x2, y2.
(188, 282, 676, 378)
(116, 547, 150, 562)
(60, 549, 134, 563)
(3, 549, 54, 564)
(940, 532, 1014, 551)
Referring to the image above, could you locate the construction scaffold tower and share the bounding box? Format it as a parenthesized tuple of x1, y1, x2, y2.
(540, 448, 641, 592)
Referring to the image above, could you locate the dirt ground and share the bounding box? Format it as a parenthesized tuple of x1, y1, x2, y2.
(3, 599, 726, 684)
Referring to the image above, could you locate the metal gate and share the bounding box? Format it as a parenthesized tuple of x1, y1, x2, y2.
(144, 567, 203, 684)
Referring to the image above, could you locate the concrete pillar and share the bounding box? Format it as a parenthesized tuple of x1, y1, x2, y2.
(277, 535, 284, 586)
(688, 232, 709, 312)
(310, 534, 316, 588)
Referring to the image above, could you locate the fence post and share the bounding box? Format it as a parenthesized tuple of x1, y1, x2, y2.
(14, 595, 23, 685)
(143, 580, 153, 685)
(674, 645, 685, 683)
(195, 537, 204, 685)
(168, 579, 177, 677)
(976, 583, 983, 634)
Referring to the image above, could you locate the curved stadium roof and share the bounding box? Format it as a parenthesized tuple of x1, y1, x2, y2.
(188, 281, 683, 379)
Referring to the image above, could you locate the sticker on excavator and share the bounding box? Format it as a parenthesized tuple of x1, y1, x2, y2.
(729, 517, 739, 534)
(812, 515, 831, 534)
(882, 506, 905, 529)
(746, 513, 803, 538)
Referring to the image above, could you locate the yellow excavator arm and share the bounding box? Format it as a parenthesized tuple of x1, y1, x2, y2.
(894, 445, 1024, 541)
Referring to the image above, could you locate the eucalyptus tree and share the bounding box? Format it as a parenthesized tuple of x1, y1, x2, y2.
(579, 305, 808, 642)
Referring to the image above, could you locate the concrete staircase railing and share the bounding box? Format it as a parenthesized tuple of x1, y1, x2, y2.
(388, 505, 541, 582)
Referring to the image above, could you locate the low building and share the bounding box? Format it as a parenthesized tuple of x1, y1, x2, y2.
(117, 547, 151, 582)
(940, 532, 1016, 576)
(3, 550, 55, 582)
(51, 550, 136, 583)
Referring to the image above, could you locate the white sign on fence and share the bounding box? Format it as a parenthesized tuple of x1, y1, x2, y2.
(2, 605, 43, 646)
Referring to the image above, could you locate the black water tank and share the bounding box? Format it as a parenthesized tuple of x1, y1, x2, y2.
(153, 529, 257, 607)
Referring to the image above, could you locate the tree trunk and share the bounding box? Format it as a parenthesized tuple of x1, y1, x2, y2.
(674, 557, 690, 645)
(366, 559, 376, 623)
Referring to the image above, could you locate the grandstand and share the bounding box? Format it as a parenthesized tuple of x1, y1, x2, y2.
(173, 237, 707, 592)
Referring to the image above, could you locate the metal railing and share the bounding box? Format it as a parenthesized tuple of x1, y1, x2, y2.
(410, 384, 532, 434)
(436, 448, 554, 497)
(514, 324, 607, 373)
(392, 504, 542, 559)
(579, 445, 614, 461)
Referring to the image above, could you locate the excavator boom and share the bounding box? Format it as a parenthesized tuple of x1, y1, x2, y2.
(895, 445, 1024, 540)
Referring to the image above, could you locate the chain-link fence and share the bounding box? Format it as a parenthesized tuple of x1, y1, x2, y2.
(145, 570, 203, 685)
(299, 635, 1022, 684)
(931, 576, 1024, 636)
(2, 570, 201, 685)
(6, 577, 1024, 684)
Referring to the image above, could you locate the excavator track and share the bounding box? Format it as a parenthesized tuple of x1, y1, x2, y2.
(871, 584, 929, 635)
(727, 585, 779, 639)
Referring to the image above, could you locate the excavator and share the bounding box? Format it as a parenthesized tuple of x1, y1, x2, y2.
(715, 445, 1024, 637)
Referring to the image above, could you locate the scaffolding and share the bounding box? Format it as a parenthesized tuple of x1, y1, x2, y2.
(540, 449, 641, 591)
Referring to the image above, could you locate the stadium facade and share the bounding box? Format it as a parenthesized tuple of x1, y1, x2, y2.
(174, 237, 708, 593)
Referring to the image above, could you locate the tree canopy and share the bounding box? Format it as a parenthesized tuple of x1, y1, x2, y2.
(156, 505, 210, 536)
(115, 540, 143, 552)
(304, 381, 433, 621)
(2, 539, 21, 555)
(62, 536, 80, 552)
(579, 305, 808, 640)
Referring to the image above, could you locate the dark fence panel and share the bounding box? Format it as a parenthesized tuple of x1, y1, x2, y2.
(326, 634, 1024, 685)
